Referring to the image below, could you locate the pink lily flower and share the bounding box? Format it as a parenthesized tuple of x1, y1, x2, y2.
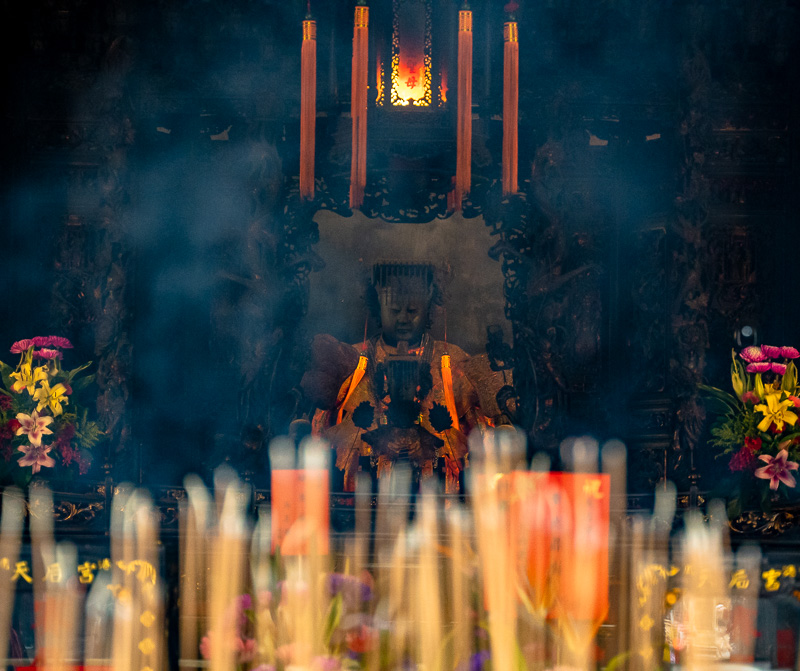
(17, 443, 56, 474)
(755, 449, 799, 490)
(15, 410, 54, 446)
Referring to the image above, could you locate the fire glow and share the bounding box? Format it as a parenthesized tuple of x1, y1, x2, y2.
(390, 0, 431, 106)
(391, 56, 430, 106)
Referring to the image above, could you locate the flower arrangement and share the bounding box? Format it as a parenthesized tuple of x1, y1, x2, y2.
(0, 336, 104, 487)
(199, 572, 378, 671)
(700, 344, 800, 514)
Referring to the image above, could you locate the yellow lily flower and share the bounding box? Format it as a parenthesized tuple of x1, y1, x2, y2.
(10, 363, 48, 396)
(755, 392, 798, 432)
(32, 379, 69, 416)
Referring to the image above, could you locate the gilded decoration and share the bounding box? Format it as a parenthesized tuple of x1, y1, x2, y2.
(390, 0, 432, 107)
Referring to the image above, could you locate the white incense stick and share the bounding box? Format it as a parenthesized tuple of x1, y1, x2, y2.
(0, 488, 24, 665)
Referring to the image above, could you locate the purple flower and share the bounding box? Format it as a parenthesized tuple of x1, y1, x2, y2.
(327, 573, 372, 602)
(771, 363, 787, 375)
(781, 346, 800, 359)
(746, 362, 771, 373)
(456, 651, 491, 671)
(755, 450, 798, 490)
(9, 339, 34, 354)
(327, 573, 345, 595)
(761, 345, 783, 359)
(740, 346, 766, 363)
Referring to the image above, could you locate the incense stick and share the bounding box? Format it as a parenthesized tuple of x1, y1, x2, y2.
(0, 488, 24, 666)
(0, 427, 765, 671)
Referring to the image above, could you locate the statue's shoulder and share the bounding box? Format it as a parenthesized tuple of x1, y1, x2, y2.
(301, 334, 362, 409)
(433, 341, 471, 365)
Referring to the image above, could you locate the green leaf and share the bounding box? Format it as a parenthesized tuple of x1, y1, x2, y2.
(514, 640, 529, 671)
(777, 429, 800, 444)
(434, 626, 456, 671)
(698, 384, 739, 412)
(726, 496, 742, 520)
(603, 651, 633, 671)
(755, 374, 766, 400)
(704, 397, 737, 416)
(74, 420, 105, 450)
(0, 360, 14, 391)
(323, 593, 343, 647)
(731, 352, 747, 399)
(783, 361, 797, 393)
(516, 583, 536, 615)
(13, 468, 33, 489)
(70, 374, 95, 392)
(760, 485, 774, 512)
(65, 361, 92, 383)
(378, 630, 393, 671)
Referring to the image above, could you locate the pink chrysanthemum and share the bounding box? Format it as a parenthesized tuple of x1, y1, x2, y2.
(740, 346, 766, 363)
(742, 391, 760, 404)
(34, 348, 63, 360)
(47, 336, 73, 349)
(761, 345, 783, 359)
(9, 339, 34, 354)
(755, 450, 798, 490)
(781, 346, 800, 359)
(746, 362, 771, 373)
(771, 362, 787, 375)
(31, 337, 49, 347)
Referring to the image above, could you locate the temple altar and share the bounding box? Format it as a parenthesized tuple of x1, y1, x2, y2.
(1, 0, 800, 668)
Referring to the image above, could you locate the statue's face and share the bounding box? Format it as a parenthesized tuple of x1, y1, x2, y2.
(380, 292, 428, 347)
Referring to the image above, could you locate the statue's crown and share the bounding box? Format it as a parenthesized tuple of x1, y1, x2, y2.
(372, 261, 435, 289)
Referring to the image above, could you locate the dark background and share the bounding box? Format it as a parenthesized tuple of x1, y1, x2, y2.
(1, 0, 798, 494)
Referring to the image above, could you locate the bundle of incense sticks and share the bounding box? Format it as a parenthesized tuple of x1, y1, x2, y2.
(0, 429, 760, 671)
